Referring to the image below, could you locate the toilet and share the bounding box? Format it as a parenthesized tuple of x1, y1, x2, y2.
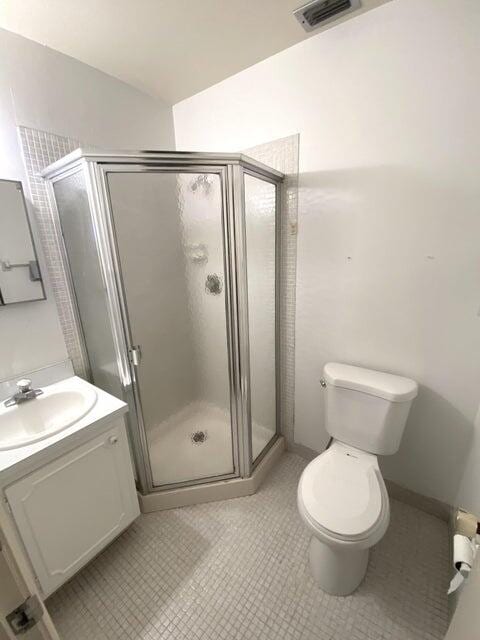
(297, 362, 418, 596)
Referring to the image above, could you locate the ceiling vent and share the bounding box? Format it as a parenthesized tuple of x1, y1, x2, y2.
(294, 0, 361, 32)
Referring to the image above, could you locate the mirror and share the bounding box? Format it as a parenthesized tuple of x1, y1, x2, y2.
(0, 179, 45, 305)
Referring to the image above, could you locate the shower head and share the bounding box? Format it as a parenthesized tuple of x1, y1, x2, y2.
(190, 174, 212, 193)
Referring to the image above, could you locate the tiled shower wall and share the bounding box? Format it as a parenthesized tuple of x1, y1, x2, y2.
(18, 126, 89, 378)
(244, 135, 299, 448)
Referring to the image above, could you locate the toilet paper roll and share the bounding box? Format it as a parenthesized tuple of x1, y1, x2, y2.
(448, 535, 478, 595)
(454, 534, 476, 569)
(448, 562, 471, 595)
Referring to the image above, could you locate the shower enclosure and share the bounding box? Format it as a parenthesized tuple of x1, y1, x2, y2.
(43, 150, 284, 505)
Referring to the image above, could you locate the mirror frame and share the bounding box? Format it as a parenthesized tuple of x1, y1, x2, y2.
(0, 178, 46, 306)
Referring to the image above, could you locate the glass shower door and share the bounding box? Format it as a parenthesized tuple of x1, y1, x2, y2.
(106, 170, 235, 487)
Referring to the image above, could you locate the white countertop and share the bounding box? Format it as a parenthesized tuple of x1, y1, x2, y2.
(0, 376, 128, 485)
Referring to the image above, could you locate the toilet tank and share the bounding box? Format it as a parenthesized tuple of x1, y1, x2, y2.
(323, 363, 418, 455)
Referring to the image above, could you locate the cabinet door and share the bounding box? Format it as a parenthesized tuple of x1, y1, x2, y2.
(5, 420, 140, 596)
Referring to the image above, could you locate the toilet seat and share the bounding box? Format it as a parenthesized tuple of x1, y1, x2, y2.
(298, 442, 389, 544)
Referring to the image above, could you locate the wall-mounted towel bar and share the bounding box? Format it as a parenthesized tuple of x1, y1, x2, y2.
(1, 260, 41, 281)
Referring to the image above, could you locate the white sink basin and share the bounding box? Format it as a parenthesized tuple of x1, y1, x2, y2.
(0, 380, 97, 451)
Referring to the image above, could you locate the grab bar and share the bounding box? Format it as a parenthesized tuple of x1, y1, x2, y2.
(1, 260, 41, 281)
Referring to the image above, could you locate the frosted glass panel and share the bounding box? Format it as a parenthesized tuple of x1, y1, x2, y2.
(244, 175, 277, 461)
(53, 172, 122, 399)
(107, 172, 234, 486)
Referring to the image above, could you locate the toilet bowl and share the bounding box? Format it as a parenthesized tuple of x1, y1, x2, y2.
(298, 363, 417, 595)
(298, 441, 390, 595)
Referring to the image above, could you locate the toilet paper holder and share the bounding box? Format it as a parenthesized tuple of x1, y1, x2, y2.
(448, 510, 480, 595)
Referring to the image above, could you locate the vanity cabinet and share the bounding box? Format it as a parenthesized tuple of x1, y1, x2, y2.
(4, 419, 139, 596)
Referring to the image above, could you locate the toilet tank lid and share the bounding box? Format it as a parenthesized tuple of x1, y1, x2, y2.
(323, 363, 418, 402)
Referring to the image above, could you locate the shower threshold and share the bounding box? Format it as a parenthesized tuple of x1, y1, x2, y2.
(138, 436, 285, 512)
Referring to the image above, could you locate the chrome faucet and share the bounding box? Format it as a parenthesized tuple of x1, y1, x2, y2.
(4, 379, 44, 407)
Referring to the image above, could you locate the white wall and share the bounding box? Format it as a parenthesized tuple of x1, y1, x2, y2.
(0, 28, 174, 381)
(173, 0, 480, 512)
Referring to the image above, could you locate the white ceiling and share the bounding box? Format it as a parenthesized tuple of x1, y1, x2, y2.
(0, 0, 391, 104)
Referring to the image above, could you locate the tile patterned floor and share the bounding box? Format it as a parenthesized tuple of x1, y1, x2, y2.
(47, 453, 450, 640)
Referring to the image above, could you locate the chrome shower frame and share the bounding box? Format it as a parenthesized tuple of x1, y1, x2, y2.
(43, 149, 284, 497)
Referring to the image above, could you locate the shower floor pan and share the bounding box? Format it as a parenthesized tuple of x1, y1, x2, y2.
(139, 401, 283, 512)
(148, 401, 274, 486)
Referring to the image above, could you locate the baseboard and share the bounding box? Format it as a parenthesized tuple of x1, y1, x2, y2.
(138, 436, 285, 512)
(286, 440, 318, 461)
(385, 478, 453, 523)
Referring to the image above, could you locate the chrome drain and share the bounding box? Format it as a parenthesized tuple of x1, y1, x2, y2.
(191, 430, 207, 445)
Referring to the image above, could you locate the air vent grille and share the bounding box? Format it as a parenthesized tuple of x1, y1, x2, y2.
(294, 0, 361, 32)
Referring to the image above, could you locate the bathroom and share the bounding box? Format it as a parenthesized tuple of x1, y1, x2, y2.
(0, 0, 478, 638)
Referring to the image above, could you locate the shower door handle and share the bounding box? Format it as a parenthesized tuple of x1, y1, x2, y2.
(128, 345, 142, 366)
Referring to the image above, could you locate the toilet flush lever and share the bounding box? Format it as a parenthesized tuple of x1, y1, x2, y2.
(320, 378, 327, 388)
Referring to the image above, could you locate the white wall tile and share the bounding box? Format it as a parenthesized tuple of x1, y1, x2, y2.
(19, 126, 89, 377)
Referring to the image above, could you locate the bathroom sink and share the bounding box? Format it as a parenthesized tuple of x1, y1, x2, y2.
(0, 381, 97, 451)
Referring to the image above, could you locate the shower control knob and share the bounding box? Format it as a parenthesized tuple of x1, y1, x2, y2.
(205, 273, 222, 295)
(320, 378, 327, 388)
(109, 435, 118, 445)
